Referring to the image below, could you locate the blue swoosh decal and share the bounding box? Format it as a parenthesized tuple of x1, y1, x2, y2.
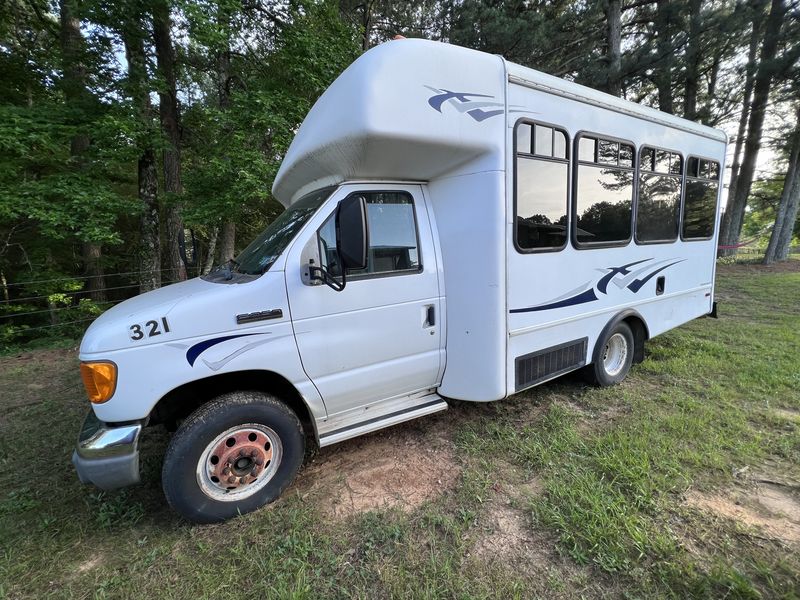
(467, 108, 504, 121)
(626, 261, 684, 293)
(597, 259, 652, 294)
(510, 288, 598, 313)
(427, 89, 493, 112)
(186, 333, 264, 367)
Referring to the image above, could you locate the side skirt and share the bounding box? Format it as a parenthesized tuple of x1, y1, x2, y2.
(317, 392, 448, 447)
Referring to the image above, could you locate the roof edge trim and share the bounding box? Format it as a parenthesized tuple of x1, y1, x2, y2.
(508, 74, 727, 144)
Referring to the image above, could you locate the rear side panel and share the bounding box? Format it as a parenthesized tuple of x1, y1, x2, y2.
(504, 81, 726, 396)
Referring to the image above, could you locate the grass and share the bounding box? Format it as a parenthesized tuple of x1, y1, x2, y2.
(1, 262, 799, 598)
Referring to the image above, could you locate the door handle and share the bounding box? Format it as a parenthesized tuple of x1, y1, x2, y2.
(424, 305, 435, 327)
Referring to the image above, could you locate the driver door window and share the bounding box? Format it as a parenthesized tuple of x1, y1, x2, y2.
(318, 192, 421, 279)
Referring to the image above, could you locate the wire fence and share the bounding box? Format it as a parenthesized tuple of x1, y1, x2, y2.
(0, 267, 192, 343)
(718, 245, 800, 261)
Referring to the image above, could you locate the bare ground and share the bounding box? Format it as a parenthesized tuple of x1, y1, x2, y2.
(296, 415, 462, 519)
(685, 481, 800, 546)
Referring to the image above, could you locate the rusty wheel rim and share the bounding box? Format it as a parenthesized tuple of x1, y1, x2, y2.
(196, 423, 282, 501)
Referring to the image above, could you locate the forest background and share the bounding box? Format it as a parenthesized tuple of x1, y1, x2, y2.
(1, 0, 798, 349)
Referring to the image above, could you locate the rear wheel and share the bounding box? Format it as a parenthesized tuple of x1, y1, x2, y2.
(588, 322, 634, 386)
(162, 390, 304, 523)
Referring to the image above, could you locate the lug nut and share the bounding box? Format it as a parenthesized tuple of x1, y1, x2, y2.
(227, 476, 237, 484)
(222, 467, 231, 475)
(255, 458, 263, 466)
(250, 450, 258, 457)
(239, 477, 248, 484)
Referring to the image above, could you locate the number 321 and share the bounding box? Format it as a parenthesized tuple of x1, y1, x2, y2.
(129, 317, 170, 341)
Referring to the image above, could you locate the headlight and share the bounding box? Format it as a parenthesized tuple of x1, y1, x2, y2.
(80, 361, 117, 404)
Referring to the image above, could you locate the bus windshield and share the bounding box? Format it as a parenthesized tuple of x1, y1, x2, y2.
(234, 187, 335, 275)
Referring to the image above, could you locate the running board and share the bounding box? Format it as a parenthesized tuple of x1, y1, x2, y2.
(317, 393, 448, 447)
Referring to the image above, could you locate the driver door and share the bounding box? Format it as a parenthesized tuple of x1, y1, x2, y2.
(285, 184, 443, 419)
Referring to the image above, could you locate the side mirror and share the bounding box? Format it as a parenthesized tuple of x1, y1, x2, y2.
(336, 194, 368, 270)
(308, 195, 369, 292)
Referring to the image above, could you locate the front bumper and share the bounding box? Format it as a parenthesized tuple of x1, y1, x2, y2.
(71, 410, 144, 490)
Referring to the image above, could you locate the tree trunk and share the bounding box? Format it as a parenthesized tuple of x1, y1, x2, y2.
(727, 4, 766, 215)
(361, 0, 374, 51)
(60, 0, 107, 301)
(764, 106, 800, 264)
(653, 0, 673, 114)
(202, 227, 219, 275)
(682, 0, 701, 120)
(123, 17, 161, 292)
(218, 221, 236, 263)
(719, 0, 785, 255)
(138, 148, 160, 291)
(152, 0, 186, 283)
(604, 0, 622, 96)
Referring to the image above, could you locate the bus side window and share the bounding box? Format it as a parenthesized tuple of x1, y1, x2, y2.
(514, 121, 570, 252)
(636, 146, 682, 244)
(682, 157, 720, 240)
(573, 134, 635, 247)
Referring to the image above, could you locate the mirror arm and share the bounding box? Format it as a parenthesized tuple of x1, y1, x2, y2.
(309, 263, 346, 292)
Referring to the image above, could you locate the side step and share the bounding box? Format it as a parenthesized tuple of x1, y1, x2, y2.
(317, 393, 448, 448)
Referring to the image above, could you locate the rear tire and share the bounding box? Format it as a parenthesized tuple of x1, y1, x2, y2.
(162, 390, 305, 524)
(587, 322, 634, 386)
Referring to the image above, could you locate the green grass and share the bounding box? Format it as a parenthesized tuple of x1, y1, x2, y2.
(1, 264, 799, 598)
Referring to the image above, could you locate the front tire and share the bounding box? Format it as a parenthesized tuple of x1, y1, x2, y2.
(162, 390, 305, 524)
(588, 322, 635, 386)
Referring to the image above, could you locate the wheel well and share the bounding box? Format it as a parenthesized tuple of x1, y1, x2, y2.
(622, 314, 649, 364)
(592, 310, 650, 366)
(149, 370, 317, 443)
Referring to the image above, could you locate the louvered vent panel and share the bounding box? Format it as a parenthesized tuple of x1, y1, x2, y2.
(515, 337, 588, 391)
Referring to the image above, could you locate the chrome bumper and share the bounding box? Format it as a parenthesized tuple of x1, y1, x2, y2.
(71, 410, 144, 490)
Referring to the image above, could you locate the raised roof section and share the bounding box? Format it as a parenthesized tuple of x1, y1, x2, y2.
(273, 39, 727, 205)
(272, 40, 506, 205)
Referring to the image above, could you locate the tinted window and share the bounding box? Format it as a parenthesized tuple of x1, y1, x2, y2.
(517, 123, 532, 154)
(516, 158, 569, 250)
(637, 174, 680, 241)
(636, 146, 682, 243)
(515, 122, 569, 251)
(682, 157, 720, 240)
(574, 135, 634, 246)
(579, 137, 596, 162)
(319, 192, 420, 277)
(683, 182, 718, 239)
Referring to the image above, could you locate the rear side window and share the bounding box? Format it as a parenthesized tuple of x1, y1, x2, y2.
(318, 192, 421, 278)
(636, 146, 682, 243)
(682, 157, 720, 240)
(514, 121, 570, 252)
(574, 135, 635, 247)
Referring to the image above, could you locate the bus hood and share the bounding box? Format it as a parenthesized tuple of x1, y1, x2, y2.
(80, 273, 290, 355)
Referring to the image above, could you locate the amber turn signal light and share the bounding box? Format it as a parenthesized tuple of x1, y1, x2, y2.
(80, 361, 117, 404)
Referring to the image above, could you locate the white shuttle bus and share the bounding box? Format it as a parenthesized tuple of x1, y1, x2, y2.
(73, 39, 726, 522)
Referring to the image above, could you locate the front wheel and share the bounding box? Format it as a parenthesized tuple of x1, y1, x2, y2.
(162, 391, 305, 523)
(587, 322, 635, 387)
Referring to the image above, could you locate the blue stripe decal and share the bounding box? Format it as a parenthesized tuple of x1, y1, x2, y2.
(597, 259, 651, 294)
(186, 333, 263, 367)
(510, 288, 598, 313)
(510, 257, 685, 314)
(626, 261, 683, 293)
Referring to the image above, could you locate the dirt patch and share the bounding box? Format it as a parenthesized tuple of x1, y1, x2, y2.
(772, 408, 800, 423)
(298, 418, 460, 519)
(75, 555, 103, 573)
(686, 483, 800, 545)
(472, 503, 551, 567)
